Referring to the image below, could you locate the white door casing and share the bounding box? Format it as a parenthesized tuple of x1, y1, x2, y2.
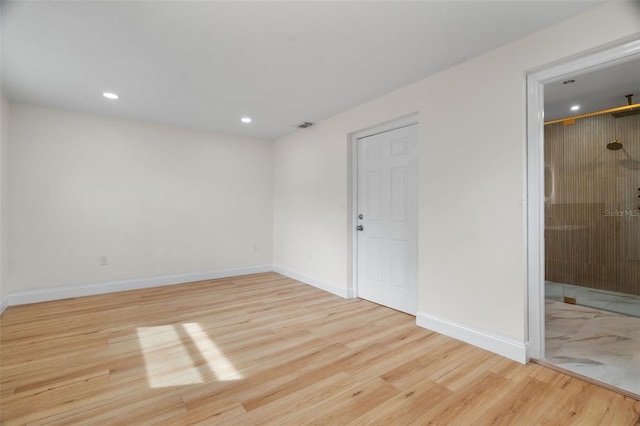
(526, 37, 640, 361)
(356, 123, 418, 315)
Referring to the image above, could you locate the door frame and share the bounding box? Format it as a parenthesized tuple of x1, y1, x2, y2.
(348, 113, 419, 300)
(525, 37, 640, 361)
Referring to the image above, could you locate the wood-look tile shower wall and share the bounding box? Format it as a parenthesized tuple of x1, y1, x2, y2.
(544, 113, 640, 295)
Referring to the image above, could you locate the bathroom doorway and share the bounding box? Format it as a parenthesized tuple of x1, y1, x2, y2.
(527, 38, 640, 398)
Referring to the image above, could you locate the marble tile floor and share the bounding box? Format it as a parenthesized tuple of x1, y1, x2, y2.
(546, 281, 640, 317)
(545, 299, 640, 397)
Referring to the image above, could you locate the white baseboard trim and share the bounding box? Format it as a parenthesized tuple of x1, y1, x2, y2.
(416, 311, 527, 364)
(3, 265, 272, 308)
(0, 296, 8, 315)
(273, 265, 349, 299)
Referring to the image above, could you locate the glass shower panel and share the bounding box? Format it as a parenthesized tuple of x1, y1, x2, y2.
(544, 111, 640, 317)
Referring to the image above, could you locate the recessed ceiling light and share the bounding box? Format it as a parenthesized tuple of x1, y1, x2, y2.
(241, 117, 252, 123)
(562, 79, 576, 85)
(103, 92, 119, 100)
(570, 105, 580, 111)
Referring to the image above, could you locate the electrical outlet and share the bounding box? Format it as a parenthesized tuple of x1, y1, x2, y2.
(99, 256, 109, 266)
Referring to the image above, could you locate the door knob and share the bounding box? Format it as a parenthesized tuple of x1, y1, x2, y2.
(356, 225, 364, 231)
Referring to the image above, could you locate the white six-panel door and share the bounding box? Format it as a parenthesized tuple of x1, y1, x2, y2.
(356, 124, 418, 315)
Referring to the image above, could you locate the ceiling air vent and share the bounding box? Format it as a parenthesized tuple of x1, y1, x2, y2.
(297, 121, 314, 129)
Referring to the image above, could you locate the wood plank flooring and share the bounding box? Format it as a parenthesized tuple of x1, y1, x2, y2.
(1, 272, 639, 425)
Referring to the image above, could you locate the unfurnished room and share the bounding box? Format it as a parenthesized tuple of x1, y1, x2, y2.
(0, 1, 639, 424)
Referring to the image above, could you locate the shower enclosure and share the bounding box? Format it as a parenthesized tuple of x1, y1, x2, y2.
(544, 105, 640, 317)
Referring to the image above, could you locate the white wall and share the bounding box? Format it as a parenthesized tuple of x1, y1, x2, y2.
(0, 92, 9, 311)
(273, 1, 640, 347)
(8, 104, 273, 294)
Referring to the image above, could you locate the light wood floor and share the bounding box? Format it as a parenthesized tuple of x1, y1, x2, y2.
(1, 272, 639, 425)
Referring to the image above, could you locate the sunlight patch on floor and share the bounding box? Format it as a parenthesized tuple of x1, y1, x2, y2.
(183, 323, 244, 380)
(137, 325, 203, 387)
(136, 323, 242, 388)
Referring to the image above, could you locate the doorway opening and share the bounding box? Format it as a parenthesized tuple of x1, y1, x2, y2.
(527, 37, 640, 398)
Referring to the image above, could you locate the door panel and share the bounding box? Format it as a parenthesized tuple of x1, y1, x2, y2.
(357, 124, 418, 314)
(367, 171, 383, 220)
(390, 239, 408, 290)
(390, 167, 408, 221)
(367, 237, 383, 285)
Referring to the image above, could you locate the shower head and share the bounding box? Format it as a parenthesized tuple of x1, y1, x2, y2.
(607, 139, 623, 150)
(612, 107, 640, 118)
(612, 94, 640, 118)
